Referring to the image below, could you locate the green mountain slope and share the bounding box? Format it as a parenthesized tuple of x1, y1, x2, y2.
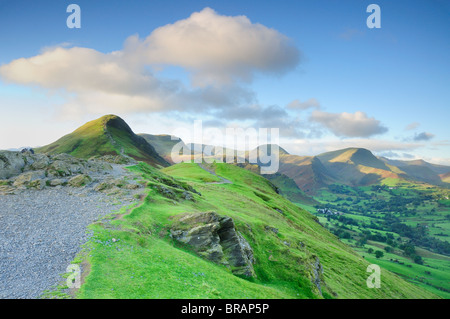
(139, 134, 188, 164)
(36, 115, 168, 167)
(262, 172, 318, 205)
(75, 161, 438, 299)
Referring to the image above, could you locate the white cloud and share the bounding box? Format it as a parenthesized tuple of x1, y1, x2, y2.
(310, 110, 388, 138)
(0, 8, 300, 118)
(127, 7, 300, 86)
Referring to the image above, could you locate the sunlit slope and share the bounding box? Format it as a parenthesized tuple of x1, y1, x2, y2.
(36, 115, 168, 167)
(78, 162, 438, 299)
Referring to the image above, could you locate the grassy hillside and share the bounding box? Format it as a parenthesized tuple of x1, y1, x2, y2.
(36, 115, 168, 167)
(263, 172, 318, 205)
(139, 134, 188, 164)
(72, 162, 437, 299)
(316, 148, 398, 187)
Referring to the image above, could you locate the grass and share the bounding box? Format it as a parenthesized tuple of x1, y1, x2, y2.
(73, 162, 438, 299)
(161, 162, 221, 183)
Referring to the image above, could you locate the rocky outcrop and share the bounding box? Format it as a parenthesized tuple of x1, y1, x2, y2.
(170, 212, 255, 277)
(0, 151, 26, 179)
(89, 154, 137, 165)
(68, 174, 92, 187)
(0, 151, 143, 195)
(12, 170, 46, 189)
(308, 256, 324, 297)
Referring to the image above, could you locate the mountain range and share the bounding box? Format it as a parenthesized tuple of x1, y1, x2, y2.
(32, 115, 450, 196)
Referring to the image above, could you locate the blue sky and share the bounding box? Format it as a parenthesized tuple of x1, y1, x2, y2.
(0, 0, 449, 164)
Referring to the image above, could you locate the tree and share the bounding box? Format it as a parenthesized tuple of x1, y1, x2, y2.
(368, 248, 374, 254)
(413, 255, 424, 265)
(375, 251, 384, 259)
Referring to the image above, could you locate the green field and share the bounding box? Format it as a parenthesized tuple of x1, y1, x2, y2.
(305, 182, 450, 298)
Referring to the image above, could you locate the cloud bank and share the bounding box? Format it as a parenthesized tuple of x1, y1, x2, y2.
(0, 8, 300, 118)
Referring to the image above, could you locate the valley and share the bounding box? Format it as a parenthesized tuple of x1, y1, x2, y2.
(296, 183, 450, 298)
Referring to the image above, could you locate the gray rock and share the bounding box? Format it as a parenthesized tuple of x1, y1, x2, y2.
(170, 212, 255, 277)
(29, 154, 50, 170)
(181, 191, 194, 201)
(12, 170, 46, 189)
(0, 151, 26, 179)
(309, 256, 324, 297)
(48, 178, 68, 187)
(48, 160, 72, 177)
(265, 226, 279, 234)
(68, 174, 92, 187)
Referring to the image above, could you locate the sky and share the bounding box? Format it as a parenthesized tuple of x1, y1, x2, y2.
(0, 0, 449, 164)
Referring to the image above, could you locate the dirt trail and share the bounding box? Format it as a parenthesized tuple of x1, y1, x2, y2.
(197, 163, 232, 185)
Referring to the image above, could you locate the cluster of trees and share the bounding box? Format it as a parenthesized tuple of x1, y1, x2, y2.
(318, 184, 450, 263)
(399, 242, 423, 264)
(383, 216, 450, 256)
(366, 248, 384, 258)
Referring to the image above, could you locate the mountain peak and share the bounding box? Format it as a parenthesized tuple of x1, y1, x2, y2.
(255, 144, 289, 155)
(93, 114, 134, 134)
(37, 114, 168, 167)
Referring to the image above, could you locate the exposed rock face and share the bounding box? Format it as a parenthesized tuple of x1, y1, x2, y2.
(0, 151, 26, 179)
(308, 256, 324, 297)
(0, 151, 143, 195)
(170, 212, 255, 277)
(12, 170, 46, 189)
(68, 174, 92, 187)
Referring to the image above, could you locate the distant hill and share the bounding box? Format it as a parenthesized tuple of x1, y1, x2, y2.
(276, 153, 335, 194)
(36, 115, 168, 167)
(315, 148, 399, 187)
(380, 157, 450, 185)
(250, 146, 450, 194)
(441, 172, 450, 183)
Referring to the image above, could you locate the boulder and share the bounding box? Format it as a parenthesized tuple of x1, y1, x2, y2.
(12, 170, 46, 188)
(48, 160, 72, 177)
(170, 212, 255, 277)
(0, 151, 26, 179)
(28, 179, 45, 190)
(68, 174, 92, 187)
(94, 181, 114, 192)
(48, 178, 68, 187)
(29, 154, 50, 170)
